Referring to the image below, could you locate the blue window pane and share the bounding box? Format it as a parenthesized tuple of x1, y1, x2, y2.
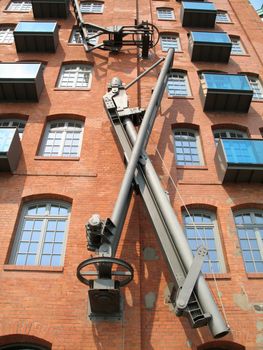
(31, 231, 40, 242)
(235, 215, 243, 225)
(15, 22, 57, 33)
(24, 220, 33, 230)
(29, 243, 38, 253)
(53, 243, 62, 254)
(43, 243, 53, 254)
(50, 205, 60, 215)
(255, 214, 263, 224)
(207, 240, 216, 249)
(250, 240, 259, 249)
(222, 139, 263, 164)
(186, 228, 196, 238)
(203, 73, 251, 91)
(245, 261, 255, 272)
(16, 254, 26, 265)
(0, 63, 42, 80)
(255, 262, 263, 272)
(18, 242, 29, 253)
(41, 255, 51, 266)
(182, 2, 216, 10)
(45, 231, 54, 241)
(36, 205, 46, 215)
(240, 240, 249, 250)
(26, 254, 36, 265)
(47, 220, 57, 230)
(55, 232, 64, 242)
(243, 250, 252, 261)
(21, 230, 31, 241)
(253, 251, 262, 260)
(191, 32, 231, 44)
(34, 220, 43, 230)
(51, 255, 61, 266)
(202, 262, 210, 273)
(189, 240, 198, 250)
(246, 229, 256, 239)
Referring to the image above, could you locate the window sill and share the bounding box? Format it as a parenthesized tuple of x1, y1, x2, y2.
(54, 88, 91, 91)
(3, 10, 31, 13)
(216, 21, 234, 24)
(81, 12, 103, 14)
(168, 95, 194, 99)
(0, 43, 13, 45)
(34, 156, 80, 161)
(3, 264, 64, 273)
(157, 19, 176, 21)
(230, 53, 250, 57)
(247, 272, 263, 279)
(204, 273, 231, 280)
(162, 50, 184, 54)
(251, 99, 263, 103)
(176, 165, 208, 170)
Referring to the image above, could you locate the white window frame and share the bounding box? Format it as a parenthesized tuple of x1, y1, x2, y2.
(230, 37, 245, 55)
(160, 34, 181, 52)
(0, 119, 26, 139)
(183, 209, 226, 274)
(213, 129, 248, 145)
(234, 210, 263, 273)
(0, 25, 15, 44)
(40, 120, 84, 157)
(9, 201, 71, 267)
(167, 71, 191, 97)
(69, 27, 99, 46)
(173, 128, 204, 166)
(57, 64, 92, 89)
(80, 1, 104, 13)
(6, 0, 32, 12)
(247, 75, 263, 101)
(157, 8, 175, 20)
(216, 11, 231, 23)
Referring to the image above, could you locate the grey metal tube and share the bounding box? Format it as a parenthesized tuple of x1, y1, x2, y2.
(124, 119, 229, 339)
(111, 48, 174, 231)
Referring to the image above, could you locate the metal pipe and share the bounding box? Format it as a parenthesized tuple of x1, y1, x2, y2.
(125, 58, 164, 90)
(110, 49, 174, 249)
(124, 119, 229, 339)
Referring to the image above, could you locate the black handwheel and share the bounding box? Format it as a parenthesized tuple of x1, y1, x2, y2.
(76, 257, 134, 287)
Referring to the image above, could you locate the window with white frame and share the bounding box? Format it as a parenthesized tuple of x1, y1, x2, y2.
(234, 210, 263, 273)
(213, 129, 248, 145)
(160, 34, 181, 52)
(69, 27, 98, 46)
(157, 8, 175, 20)
(247, 75, 263, 100)
(183, 210, 225, 273)
(57, 64, 92, 89)
(40, 120, 83, 157)
(167, 71, 191, 97)
(0, 119, 26, 139)
(0, 25, 15, 44)
(230, 37, 245, 55)
(216, 11, 231, 23)
(80, 1, 104, 13)
(174, 129, 203, 165)
(9, 201, 70, 266)
(6, 0, 32, 12)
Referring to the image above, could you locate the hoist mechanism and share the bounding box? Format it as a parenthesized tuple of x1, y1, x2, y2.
(76, 48, 230, 338)
(71, 0, 159, 58)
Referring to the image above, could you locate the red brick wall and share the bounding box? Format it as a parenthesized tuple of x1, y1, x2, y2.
(0, 0, 263, 348)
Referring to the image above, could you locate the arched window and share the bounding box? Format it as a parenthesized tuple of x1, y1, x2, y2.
(157, 7, 175, 20)
(234, 209, 263, 273)
(213, 128, 248, 145)
(9, 200, 71, 266)
(173, 128, 203, 166)
(160, 33, 181, 52)
(57, 63, 92, 89)
(246, 74, 263, 100)
(39, 119, 84, 157)
(167, 70, 191, 97)
(183, 209, 225, 273)
(0, 119, 26, 139)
